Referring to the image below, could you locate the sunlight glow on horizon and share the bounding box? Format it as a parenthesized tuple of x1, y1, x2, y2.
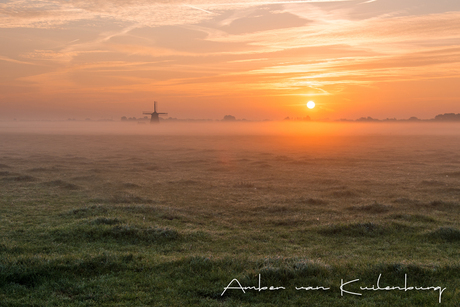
(0, 0, 459, 120)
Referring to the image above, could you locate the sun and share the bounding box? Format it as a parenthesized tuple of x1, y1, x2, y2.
(306, 101, 315, 109)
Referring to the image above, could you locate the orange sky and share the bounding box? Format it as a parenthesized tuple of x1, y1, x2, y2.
(0, 0, 459, 121)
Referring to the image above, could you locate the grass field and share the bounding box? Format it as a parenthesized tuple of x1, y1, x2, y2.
(1, 123, 460, 306)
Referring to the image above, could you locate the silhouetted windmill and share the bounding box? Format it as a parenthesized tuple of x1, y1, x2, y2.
(143, 101, 168, 123)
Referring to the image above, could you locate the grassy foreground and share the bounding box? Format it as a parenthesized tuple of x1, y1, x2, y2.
(1, 133, 460, 306)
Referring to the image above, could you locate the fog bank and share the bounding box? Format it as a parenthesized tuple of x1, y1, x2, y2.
(1, 120, 460, 136)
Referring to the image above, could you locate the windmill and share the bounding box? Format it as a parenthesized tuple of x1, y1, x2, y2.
(143, 101, 168, 123)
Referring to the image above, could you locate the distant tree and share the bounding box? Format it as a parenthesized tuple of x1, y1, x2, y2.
(284, 117, 290, 120)
(223, 115, 236, 121)
(434, 113, 460, 121)
(356, 116, 379, 122)
(121, 116, 127, 121)
(408, 116, 420, 121)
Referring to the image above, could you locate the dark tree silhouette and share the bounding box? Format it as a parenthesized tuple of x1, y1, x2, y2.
(434, 113, 460, 121)
(223, 115, 236, 121)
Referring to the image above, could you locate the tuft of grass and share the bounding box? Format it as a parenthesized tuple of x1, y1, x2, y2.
(347, 202, 392, 214)
(425, 200, 459, 211)
(426, 227, 460, 242)
(110, 225, 179, 242)
(3, 175, 36, 182)
(0, 253, 131, 289)
(122, 182, 141, 188)
(169, 179, 199, 185)
(43, 179, 80, 190)
(51, 224, 180, 245)
(392, 198, 419, 205)
(90, 194, 156, 204)
(251, 205, 291, 214)
(64, 205, 109, 217)
(420, 180, 446, 186)
(318, 222, 388, 237)
(388, 214, 436, 223)
(250, 161, 272, 167)
(297, 197, 328, 205)
(71, 175, 99, 181)
(28, 167, 59, 172)
(115, 204, 160, 215)
(90, 217, 121, 225)
(331, 190, 358, 198)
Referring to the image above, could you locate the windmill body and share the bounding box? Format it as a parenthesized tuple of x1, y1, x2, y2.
(143, 101, 168, 123)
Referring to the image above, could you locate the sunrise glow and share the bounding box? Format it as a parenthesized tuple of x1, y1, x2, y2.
(0, 1, 459, 121)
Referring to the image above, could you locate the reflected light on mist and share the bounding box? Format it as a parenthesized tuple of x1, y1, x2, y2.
(1, 121, 460, 137)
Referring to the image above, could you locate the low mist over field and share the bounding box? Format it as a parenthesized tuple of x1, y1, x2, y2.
(2, 120, 460, 136)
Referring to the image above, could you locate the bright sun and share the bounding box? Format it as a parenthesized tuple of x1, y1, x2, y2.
(307, 101, 315, 109)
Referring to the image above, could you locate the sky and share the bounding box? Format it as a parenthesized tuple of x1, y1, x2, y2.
(0, 0, 459, 121)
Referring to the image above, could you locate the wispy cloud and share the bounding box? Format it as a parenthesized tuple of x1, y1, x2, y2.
(0, 55, 39, 65)
(0, 0, 359, 29)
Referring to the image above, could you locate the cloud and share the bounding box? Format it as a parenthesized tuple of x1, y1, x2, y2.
(0, 54, 39, 65)
(0, 0, 359, 29)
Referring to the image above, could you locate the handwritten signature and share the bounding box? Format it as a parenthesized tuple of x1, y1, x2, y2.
(221, 274, 446, 303)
